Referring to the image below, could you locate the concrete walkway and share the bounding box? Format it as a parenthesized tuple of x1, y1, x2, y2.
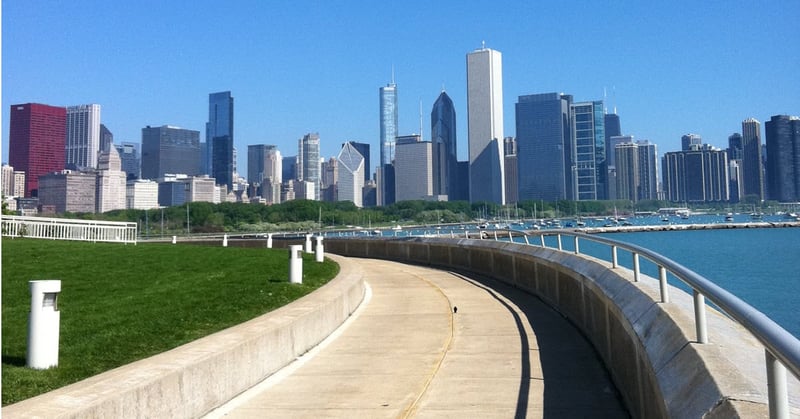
(206, 257, 627, 418)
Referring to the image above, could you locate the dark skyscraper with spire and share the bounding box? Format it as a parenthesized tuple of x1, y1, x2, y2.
(207, 91, 234, 189)
(431, 90, 458, 199)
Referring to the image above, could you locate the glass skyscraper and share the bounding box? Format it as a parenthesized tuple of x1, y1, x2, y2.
(765, 115, 800, 202)
(298, 133, 321, 200)
(431, 90, 457, 199)
(207, 91, 234, 189)
(515, 93, 573, 202)
(467, 46, 505, 204)
(379, 81, 398, 166)
(141, 125, 201, 180)
(570, 101, 606, 200)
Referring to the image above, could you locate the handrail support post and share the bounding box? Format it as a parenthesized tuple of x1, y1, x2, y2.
(659, 265, 669, 303)
(766, 349, 789, 419)
(574, 236, 580, 254)
(632, 253, 640, 282)
(611, 245, 618, 268)
(693, 289, 708, 344)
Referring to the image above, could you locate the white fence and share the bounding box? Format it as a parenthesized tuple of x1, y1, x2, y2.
(1, 215, 137, 244)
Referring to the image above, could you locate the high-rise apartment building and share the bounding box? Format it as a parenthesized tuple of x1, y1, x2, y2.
(570, 101, 606, 200)
(207, 91, 234, 189)
(431, 90, 458, 200)
(115, 142, 141, 179)
(141, 125, 201, 180)
(615, 140, 658, 202)
(662, 146, 729, 203)
(636, 140, 659, 201)
(615, 142, 639, 202)
(9, 103, 67, 197)
(297, 133, 321, 200)
(467, 45, 505, 204)
(741, 118, 765, 201)
(515, 93, 573, 202)
(66, 104, 101, 169)
(337, 142, 365, 207)
(765, 115, 800, 202)
(394, 135, 432, 202)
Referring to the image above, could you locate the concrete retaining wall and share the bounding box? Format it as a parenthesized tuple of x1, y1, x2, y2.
(3, 254, 365, 419)
(324, 237, 772, 418)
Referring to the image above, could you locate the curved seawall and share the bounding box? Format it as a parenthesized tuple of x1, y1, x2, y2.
(325, 236, 778, 418)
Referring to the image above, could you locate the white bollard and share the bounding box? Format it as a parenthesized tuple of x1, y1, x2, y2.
(304, 234, 313, 253)
(172, 235, 177, 244)
(288, 245, 303, 284)
(267, 233, 273, 248)
(27, 280, 61, 369)
(223, 234, 228, 247)
(315, 236, 324, 262)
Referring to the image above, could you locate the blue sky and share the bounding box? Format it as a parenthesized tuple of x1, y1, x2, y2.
(3, 1, 799, 177)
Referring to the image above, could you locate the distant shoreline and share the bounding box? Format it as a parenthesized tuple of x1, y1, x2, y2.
(560, 221, 800, 235)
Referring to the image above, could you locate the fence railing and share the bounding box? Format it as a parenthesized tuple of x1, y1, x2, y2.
(1, 215, 137, 244)
(464, 229, 798, 419)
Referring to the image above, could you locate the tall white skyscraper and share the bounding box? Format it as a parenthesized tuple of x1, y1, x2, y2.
(66, 104, 101, 169)
(467, 46, 505, 204)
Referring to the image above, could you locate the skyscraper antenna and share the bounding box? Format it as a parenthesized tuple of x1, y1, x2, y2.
(603, 87, 608, 114)
(391, 64, 395, 85)
(482, 40, 486, 49)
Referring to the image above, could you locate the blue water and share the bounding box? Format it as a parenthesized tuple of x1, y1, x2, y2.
(588, 228, 800, 339)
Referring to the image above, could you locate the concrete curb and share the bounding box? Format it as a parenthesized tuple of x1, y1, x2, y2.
(2, 254, 365, 419)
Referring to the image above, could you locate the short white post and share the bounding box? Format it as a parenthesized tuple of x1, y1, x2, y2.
(289, 245, 303, 284)
(172, 235, 176, 244)
(222, 234, 228, 247)
(27, 280, 61, 369)
(304, 234, 313, 253)
(267, 233, 273, 248)
(315, 236, 324, 262)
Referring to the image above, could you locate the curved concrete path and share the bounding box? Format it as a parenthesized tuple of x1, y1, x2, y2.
(206, 257, 627, 418)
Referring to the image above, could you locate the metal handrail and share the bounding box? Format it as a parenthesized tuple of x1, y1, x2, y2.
(489, 229, 799, 419)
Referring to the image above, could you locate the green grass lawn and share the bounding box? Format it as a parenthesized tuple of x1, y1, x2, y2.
(1, 238, 339, 405)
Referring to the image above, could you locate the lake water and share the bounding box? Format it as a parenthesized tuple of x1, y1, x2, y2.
(594, 227, 800, 339)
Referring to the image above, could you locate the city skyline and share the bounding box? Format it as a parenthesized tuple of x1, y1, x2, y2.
(2, 2, 799, 177)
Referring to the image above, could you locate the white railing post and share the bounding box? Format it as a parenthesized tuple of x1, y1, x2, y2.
(574, 236, 580, 254)
(611, 245, 618, 268)
(557, 234, 563, 251)
(632, 253, 640, 282)
(659, 265, 669, 303)
(765, 350, 789, 419)
(693, 289, 708, 344)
